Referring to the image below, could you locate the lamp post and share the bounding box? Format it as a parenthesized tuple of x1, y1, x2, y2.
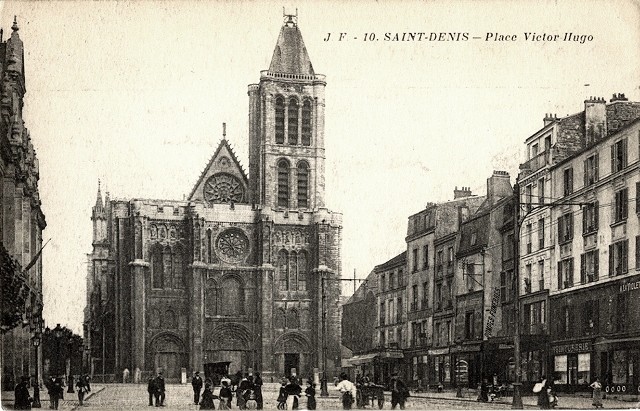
(32, 333, 42, 408)
(53, 324, 63, 376)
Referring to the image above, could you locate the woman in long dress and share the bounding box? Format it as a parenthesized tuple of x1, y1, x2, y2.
(590, 377, 603, 408)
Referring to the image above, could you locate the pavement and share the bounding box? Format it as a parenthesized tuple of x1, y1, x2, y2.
(2, 383, 639, 410)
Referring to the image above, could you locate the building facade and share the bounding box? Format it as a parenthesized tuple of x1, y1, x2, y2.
(544, 95, 640, 394)
(84, 15, 342, 382)
(0, 19, 47, 390)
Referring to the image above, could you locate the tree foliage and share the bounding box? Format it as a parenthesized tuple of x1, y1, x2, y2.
(1, 243, 28, 333)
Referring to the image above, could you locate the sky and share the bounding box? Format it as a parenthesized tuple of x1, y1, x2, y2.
(0, 0, 638, 335)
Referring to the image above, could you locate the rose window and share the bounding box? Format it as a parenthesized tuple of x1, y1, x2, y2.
(215, 228, 249, 263)
(204, 173, 245, 205)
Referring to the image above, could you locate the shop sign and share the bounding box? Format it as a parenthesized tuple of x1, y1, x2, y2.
(551, 342, 591, 355)
(604, 384, 639, 394)
(620, 280, 640, 293)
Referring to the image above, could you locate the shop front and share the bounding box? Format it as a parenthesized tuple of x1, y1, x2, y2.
(406, 352, 429, 390)
(551, 340, 592, 393)
(453, 342, 482, 388)
(428, 347, 451, 389)
(594, 338, 640, 397)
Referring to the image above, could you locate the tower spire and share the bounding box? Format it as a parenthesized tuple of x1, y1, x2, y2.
(11, 16, 18, 33)
(223, 122, 226, 140)
(94, 179, 104, 210)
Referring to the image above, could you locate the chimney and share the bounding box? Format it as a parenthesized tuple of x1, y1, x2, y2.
(543, 113, 558, 127)
(454, 186, 472, 199)
(487, 170, 512, 205)
(584, 96, 607, 144)
(610, 93, 628, 102)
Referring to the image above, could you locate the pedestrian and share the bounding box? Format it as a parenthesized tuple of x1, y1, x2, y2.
(192, 371, 204, 405)
(253, 373, 263, 410)
(14, 376, 32, 410)
(335, 373, 356, 410)
(276, 379, 288, 410)
(285, 375, 302, 410)
(390, 372, 409, 410)
(48, 375, 63, 410)
(236, 373, 250, 409)
(305, 379, 316, 410)
(123, 368, 130, 384)
(83, 374, 91, 393)
(76, 374, 88, 406)
(200, 382, 217, 410)
(218, 380, 233, 410)
(534, 376, 550, 409)
(590, 376, 603, 408)
(147, 376, 157, 406)
(154, 371, 166, 407)
(477, 378, 489, 402)
(67, 375, 75, 393)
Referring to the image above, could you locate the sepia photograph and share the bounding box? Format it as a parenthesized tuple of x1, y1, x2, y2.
(1, 0, 639, 409)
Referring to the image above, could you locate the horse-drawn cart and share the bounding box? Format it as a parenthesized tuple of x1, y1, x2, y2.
(356, 384, 385, 409)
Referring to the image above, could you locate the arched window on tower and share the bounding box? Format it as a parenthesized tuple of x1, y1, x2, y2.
(298, 250, 308, 291)
(301, 100, 312, 146)
(275, 307, 286, 329)
(164, 309, 177, 329)
(277, 250, 289, 291)
(277, 160, 290, 208)
(275, 97, 285, 144)
(288, 308, 300, 329)
(151, 245, 164, 289)
(288, 98, 299, 145)
(289, 251, 298, 291)
(297, 161, 309, 209)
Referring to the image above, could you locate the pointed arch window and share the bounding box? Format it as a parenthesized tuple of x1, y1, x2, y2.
(221, 277, 244, 316)
(302, 100, 312, 146)
(205, 279, 218, 317)
(277, 160, 290, 208)
(152, 246, 164, 289)
(163, 246, 172, 289)
(277, 250, 289, 291)
(298, 250, 308, 291)
(289, 251, 298, 291)
(275, 97, 285, 144)
(297, 161, 309, 209)
(288, 98, 299, 145)
(275, 307, 286, 329)
(173, 246, 185, 288)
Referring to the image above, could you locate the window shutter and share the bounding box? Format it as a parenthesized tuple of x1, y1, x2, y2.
(611, 144, 617, 172)
(582, 206, 587, 234)
(595, 153, 599, 180)
(609, 244, 614, 277)
(636, 235, 640, 269)
(557, 217, 563, 243)
(580, 254, 586, 283)
(594, 251, 599, 280)
(623, 188, 629, 219)
(594, 201, 599, 229)
(557, 261, 562, 290)
(569, 258, 574, 286)
(583, 160, 588, 187)
(623, 139, 628, 167)
(568, 214, 574, 240)
(637, 182, 640, 213)
(623, 240, 629, 274)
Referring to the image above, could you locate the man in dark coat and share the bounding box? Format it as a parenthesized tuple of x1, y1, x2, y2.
(253, 373, 264, 410)
(154, 371, 166, 407)
(191, 371, 203, 405)
(14, 376, 32, 410)
(147, 376, 157, 406)
(390, 372, 408, 410)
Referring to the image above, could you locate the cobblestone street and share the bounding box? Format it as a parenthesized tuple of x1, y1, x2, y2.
(7, 383, 635, 410)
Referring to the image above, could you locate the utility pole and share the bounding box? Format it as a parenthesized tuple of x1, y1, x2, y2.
(512, 183, 523, 409)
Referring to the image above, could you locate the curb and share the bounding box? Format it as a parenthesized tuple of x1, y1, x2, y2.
(70, 386, 105, 411)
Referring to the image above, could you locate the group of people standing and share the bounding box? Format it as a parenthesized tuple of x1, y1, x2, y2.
(13, 374, 91, 410)
(191, 371, 266, 410)
(276, 375, 316, 410)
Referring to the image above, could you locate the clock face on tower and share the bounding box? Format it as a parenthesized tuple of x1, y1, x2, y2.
(203, 173, 245, 205)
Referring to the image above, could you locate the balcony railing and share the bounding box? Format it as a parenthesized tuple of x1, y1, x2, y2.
(519, 151, 550, 174)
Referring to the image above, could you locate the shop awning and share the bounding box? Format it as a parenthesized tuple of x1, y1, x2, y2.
(347, 353, 379, 365)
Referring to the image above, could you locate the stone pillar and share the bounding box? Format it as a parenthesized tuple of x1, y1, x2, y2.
(129, 260, 148, 372)
(189, 262, 207, 372)
(260, 265, 275, 380)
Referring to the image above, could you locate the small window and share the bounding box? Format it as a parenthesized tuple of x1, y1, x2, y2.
(275, 97, 285, 144)
(614, 188, 628, 223)
(563, 168, 573, 196)
(288, 98, 299, 145)
(277, 160, 290, 208)
(611, 139, 627, 173)
(301, 100, 312, 146)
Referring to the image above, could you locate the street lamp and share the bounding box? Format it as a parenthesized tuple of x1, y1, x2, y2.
(53, 324, 64, 377)
(32, 334, 42, 408)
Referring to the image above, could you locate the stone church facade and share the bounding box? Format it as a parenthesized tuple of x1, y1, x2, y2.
(85, 16, 342, 382)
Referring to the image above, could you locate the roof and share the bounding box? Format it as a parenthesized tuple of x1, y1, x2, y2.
(374, 251, 406, 271)
(268, 21, 315, 75)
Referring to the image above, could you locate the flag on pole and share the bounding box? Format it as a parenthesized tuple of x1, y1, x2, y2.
(23, 238, 50, 273)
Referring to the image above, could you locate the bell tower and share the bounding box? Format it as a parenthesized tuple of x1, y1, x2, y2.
(248, 12, 327, 210)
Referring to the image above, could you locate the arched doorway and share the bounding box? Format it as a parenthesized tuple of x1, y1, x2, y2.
(151, 334, 187, 382)
(274, 332, 312, 378)
(205, 324, 252, 377)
